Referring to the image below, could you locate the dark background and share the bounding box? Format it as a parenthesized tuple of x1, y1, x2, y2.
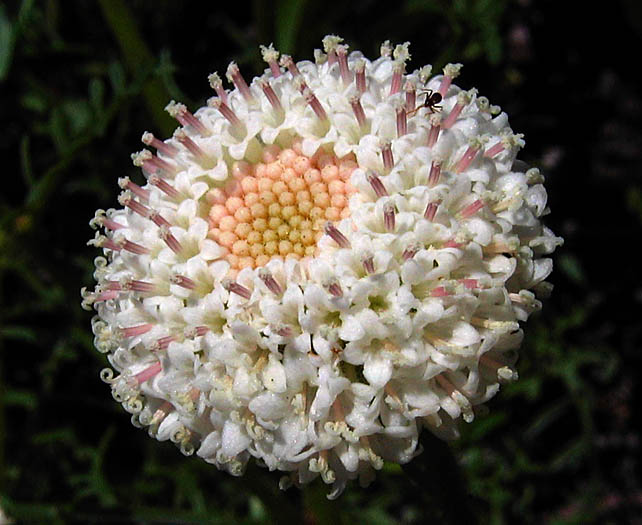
(1, 0, 641, 523)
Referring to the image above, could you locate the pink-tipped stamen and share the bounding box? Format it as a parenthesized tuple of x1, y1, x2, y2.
(424, 200, 440, 221)
(119, 176, 150, 202)
(95, 290, 119, 303)
(119, 192, 150, 218)
(223, 279, 252, 300)
(402, 243, 421, 261)
(459, 278, 479, 289)
(171, 274, 196, 290)
(226, 62, 254, 102)
(209, 98, 243, 129)
(383, 202, 396, 231)
(326, 280, 343, 298)
(102, 217, 126, 231)
(442, 103, 464, 129)
(336, 46, 352, 84)
(427, 118, 441, 148)
(153, 335, 177, 351)
(355, 60, 366, 94)
(484, 141, 505, 158)
(454, 145, 480, 173)
(366, 170, 388, 198)
(123, 279, 157, 293)
(159, 226, 183, 255)
(208, 72, 228, 104)
(274, 325, 293, 337)
(148, 211, 171, 228)
(120, 239, 150, 255)
(258, 268, 283, 296)
(396, 106, 407, 137)
(444, 240, 463, 249)
(103, 281, 122, 291)
(438, 77, 453, 97)
(404, 82, 416, 113)
(134, 361, 162, 385)
(382, 142, 394, 172)
(148, 175, 180, 199)
(428, 161, 441, 187)
(390, 63, 403, 95)
(280, 55, 301, 77)
(99, 237, 122, 252)
(260, 44, 282, 77)
(304, 89, 328, 121)
(361, 253, 375, 274)
(430, 286, 450, 297)
(174, 130, 210, 161)
(324, 222, 351, 248)
(121, 323, 154, 338)
(142, 132, 178, 158)
(259, 79, 283, 112)
(167, 103, 210, 136)
(458, 199, 484, 219)
(350, 96, 367, 129)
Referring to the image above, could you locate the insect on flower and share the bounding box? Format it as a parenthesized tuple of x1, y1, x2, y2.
(81, 35, 562, 499)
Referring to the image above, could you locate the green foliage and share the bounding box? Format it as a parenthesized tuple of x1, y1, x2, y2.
(1, 1, 638, 523)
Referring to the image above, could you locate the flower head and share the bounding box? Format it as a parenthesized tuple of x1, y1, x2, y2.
(82, 36, 562, 498)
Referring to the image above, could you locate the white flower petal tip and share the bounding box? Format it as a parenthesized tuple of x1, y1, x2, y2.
(83, 35, 562, 497)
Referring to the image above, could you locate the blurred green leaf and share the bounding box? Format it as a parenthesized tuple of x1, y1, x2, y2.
(0, 5, 13, 80)
(275, 0, 308, 54)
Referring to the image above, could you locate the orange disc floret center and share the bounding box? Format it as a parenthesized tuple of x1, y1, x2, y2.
(206, 139, 358, 273)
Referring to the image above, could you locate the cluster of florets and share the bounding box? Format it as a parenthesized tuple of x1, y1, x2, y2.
(82, 35, 562, 498)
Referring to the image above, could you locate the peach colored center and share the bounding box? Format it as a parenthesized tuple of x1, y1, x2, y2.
(206, 140, 357, 273)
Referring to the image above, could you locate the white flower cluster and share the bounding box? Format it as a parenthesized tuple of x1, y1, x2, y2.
(82, 36, 562, 498)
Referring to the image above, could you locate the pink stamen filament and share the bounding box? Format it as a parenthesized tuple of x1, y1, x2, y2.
(435, 373, 455, 393)
(134, 361, 162, 385)
(430, 286, 450, 297)
(424, 201, 440, 221)
(267, 59, 281, 78)
(280, 55, 301, 77)
(145, 155, 177, 176)
(396, 107, 407, 137)
(159, 227, 183, 254)
(95, 290, 119, 303)
(102, 218, 125, 230)
(326, 281, 343, 298)
(444, 240, 463, 249)
(101, 238, 122, 252)
(228, 64, 254, 102)
(209, 74, 229, 104)
(382, 142, 394, 172)
(154, 335, 176, 351)
(122, 179, 150, 201)
(148, 211, 171, 228)
(459, 278, 479, 289)
(442, 103, 464, 129)
(459, 199, 484, 218)
(305, 91, 328, 121)
(212, 99, 243, 128)
(327, 50, 338, 65)
(324, 222, 351, 248)
(355, 62, 366, 94)
(427, 121, 441, 147)
(484, 141, 505, 158)
(260, 80, 283, 112)
(275, 325, 293, 337)
(405, 82, 416, 112)
(337, 47, 352, 84)
(176, 133, 209, 161)
(121, 323, 154, 338)
(390, 64, 403, 95)
(350, 97, 367, 129)
(173, 108, 210, 136)
(122, 195, 150, 218)
(103, 281, 122, 291)
(172, 275, 196, 290)
(383, 202, 396, 231)
(362, 254, 375, 274)
(438, 76, 453, 97)
(124, 280, 156, 293)
(194, 326, 209, 337)
(223, 280, 252, 300)
(366, 171, 388, 198)
(148, 175, 180, 199)
(428, 161, 441, 187)
(455, 146, 480, 173)
(402, 244, 421, 261)
(259, 270, 283, 296)
(142, 133, 178, 158)
(121, 239, 150, 255)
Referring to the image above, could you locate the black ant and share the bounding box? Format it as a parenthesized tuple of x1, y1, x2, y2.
(408, 89, 442, 117)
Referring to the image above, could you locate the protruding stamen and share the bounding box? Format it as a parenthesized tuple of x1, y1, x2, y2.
(183, 326, 209, 339)
(428, 160, 441, 187)
(361, 252, 375, 274)
(222, 279, 252, 300)
(148, 175, 180, 199)
(454, 143, 482, 173)
(444, 240, 463, 249)
(303, 88, 328, 121)
(274, 325, 293, 337)
(424, 200, 440, 221)
(354, 59, 366, 94)
(380, 40, 393, 58)
(418, 65, 433, 84)
(90, 209, 125, 231)
(279, 55, 301, 77)
(383, 201, 396, 231)
(208, 97, 243, 129)
(323, 35, 344, 65)
(260, 44, 282, 77)
(442, 89, 474, 130)
(148, 211, 171, 228)
(366, 170, 388, 198)
(152, 335, 176, 351)
(122, 279, 156, 293)
(119, 175, 150, 202)
(458, 199, 484, 219)
(258, 268, 283, 296)
(158, 226, 183, 255)
(94, 290, 119, 303)
(430, 286, 450, 297)
(402, 243, 421, 261)
(142, 132, 178, 157)
(325, 278, 343, 298)
(350, 96, 367, 129)
(226, 62, 254, 102)
(134, 361, 162, 385)
(170, 274, 196, 290)
(381, 142, 394, 172)
(484, 132, 525, 158)
(258, 79, 283, 112)
(324, 222, 351, 248)
(165, 101, 210, 136)
(396, 105, 407, 137)
(479, 353, 518, 382)
(390, 62, 404, 96)
(118, 191, 150, 218)
(119, 239, 150, 255)
(459, 278, 479, 289)
(121, 323, 154, 338)
(174, 129, 210, 161)
(427, 114, 441, 147)
(404, 81, 416, 112)
(336, 45, 352, 84)
(131, 150, 177, 176)
(208, 72, 228, 104)
(438, 63, 463, 97)
(484, 141, 506, 159)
